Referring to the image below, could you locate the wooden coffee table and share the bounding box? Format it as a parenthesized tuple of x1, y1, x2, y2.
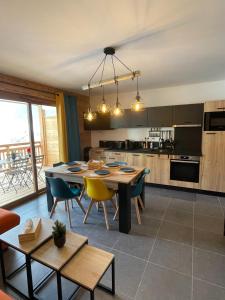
(0, 218, 54, 299)
(31, 231, 88, 299)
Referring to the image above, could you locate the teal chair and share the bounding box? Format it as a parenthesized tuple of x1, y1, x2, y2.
(114, 168, 150, 224)
(47, 177, 86, 227)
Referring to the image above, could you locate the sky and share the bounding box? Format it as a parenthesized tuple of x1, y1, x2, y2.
(0, 100, 56, 145)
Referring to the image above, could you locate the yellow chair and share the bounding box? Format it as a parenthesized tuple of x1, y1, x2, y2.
(83, 177, 117, 230)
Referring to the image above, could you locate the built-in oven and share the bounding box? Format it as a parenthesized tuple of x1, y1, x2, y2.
(170, 156, 200, 183)
(204, 111, 225, 131)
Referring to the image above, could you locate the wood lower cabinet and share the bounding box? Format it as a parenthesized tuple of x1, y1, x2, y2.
(105, 151, 126, 163)
(126, 153, 144, 167)
(144, 154, 170, 185)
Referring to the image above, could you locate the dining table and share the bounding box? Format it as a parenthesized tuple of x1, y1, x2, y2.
(45, 163, 145, 234)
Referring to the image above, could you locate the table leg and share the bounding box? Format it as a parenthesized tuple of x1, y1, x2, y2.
(118, 182, 131, 234)
(26, 254, 34, 300)
(112, 258, 115, 295)
(57, 271, 62, 300)
(90, 290, 95, 300)
(45, 172, 54, 212)
(0, 242, 6, 283)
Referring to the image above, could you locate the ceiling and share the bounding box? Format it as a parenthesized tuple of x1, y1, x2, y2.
(1, 0, 225, 95)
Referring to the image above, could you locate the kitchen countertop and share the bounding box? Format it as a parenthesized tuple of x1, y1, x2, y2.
(103, 148, 202, 156)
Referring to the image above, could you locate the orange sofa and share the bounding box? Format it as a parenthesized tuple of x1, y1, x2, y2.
(0, 289, 14, 300)
(0, 208, 20, 249)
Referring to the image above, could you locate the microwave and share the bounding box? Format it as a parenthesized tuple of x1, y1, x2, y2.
(204, 111, 225, 131)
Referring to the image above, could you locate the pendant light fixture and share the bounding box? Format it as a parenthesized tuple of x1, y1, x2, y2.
(112, 80, 124, 116)
(82, 47, 141, 120)
(84, 85, 96, 121)
(97, 85, 111, 114)
(131, 76, 145, 112)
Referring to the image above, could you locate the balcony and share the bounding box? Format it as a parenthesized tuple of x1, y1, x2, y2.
(0, 141, 52, 206)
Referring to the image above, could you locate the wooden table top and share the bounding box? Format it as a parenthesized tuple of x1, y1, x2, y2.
(31, 231, 88, 271)
(0, 218, 53, 255)
(45, 163, 144, 184)
(61, 244, 114, 291)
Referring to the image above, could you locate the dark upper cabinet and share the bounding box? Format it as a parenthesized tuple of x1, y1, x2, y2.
(84, 112, 111, 130)
(126, 110, 148, 127)
(110, 110, 129, 129)
(147, 106, 173, 127)
(172, 104, 204, 126)
(111, 109, 148, 128)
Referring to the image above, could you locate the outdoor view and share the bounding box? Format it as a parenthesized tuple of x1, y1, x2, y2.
(0, 99, 59, 206)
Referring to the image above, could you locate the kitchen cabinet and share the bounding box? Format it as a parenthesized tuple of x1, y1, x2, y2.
(105, 151, 126, 163)
(144, 154, 170, 185)
(172, 104, 203, 126)
(84, 112, 111, 130)
(89, 148, 106, 161)
(126, 153, 144, 167)
(126, 110, 148, 127)
(110, 111, 128, 129)
(204, 100, 225, 112)
(147, 106, 173, 127)
(145, 154, 157, 183)
(200, 131, 225, 192)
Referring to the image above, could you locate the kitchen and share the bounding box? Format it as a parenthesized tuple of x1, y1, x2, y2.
(87, 100, 225, 194)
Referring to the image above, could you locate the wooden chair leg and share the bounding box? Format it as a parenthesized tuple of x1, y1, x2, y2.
(66, 200, 72, 227)
(65, 201, 67, 211)
(79, 186, 85, 202)
(71, 199, 74, 208)
(110, 198, 117, 211)
(134, 197, 141, 225)
(113, 206, 119, 221)
(50, 198, 58, 218)
(102, 201, 109, 230)
(83, 200, 94, 224)
(75, 197, 86, 214)
(138, 195, 145, 210)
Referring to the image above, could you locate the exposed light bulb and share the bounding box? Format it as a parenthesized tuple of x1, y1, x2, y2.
(101, 103, 107, 113)
(87, 112, 94, 121)
(134, 102, 140, 111)
(114, 107, 121, 116)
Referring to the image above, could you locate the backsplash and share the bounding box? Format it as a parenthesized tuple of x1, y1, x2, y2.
(91, 127, 174, 147)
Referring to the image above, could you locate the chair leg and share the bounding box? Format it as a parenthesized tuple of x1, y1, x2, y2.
(113, 198, 119, 221)
(134, 197, 141, 225)
(75, 197, 86, 214)
(83, 200, 94, 224)
(65, 201, 67, 211)
(66, 200, 72, 227)
(50, 198, 58, 218)
(102, 201, 109, 230)
(110, 198, 117, 211)
(79, 186, 85, 202)
(138, 195, 145, 210)
(71, 199, 74, 208)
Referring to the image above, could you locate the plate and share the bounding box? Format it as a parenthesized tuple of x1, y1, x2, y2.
(94, 169, 111, 176)
(105, 162, 120, 168)
(120, 167, 135, 173)
(67, 167, 82, 173)
(66, 161, 79, 166)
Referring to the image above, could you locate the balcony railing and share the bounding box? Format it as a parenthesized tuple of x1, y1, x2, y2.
(0, 142, 43, 161)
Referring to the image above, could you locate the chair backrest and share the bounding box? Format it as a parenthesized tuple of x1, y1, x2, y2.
(83, 177, 112, 201)
(46, 177, 74, 199)
(132, 168, 150, 197)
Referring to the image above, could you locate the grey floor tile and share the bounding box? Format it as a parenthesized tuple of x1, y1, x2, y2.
(164, 207, 193, 228)
(164, 189, 196, 202)
(131, 216, 161, 237)
(101, 249, 147, 298)
(193, 278, 225, 300)
(136, 263, 192, 300)
(113, 233, 154, 260)
(194, 229, 225, 255)
(219, 197, 225, 208)
(194, 214, 224, 235)
(195, 199, 223, 218)
(158, 221, 193, 246)
(196, 193, 219, 205)
(194, 248, 225, 287)
(150, 239, 192, 275)
(169, 197, 194, 213)
(75, 288, 134, 300)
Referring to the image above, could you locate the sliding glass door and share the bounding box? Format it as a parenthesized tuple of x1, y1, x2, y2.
(0, 99, 59, 206)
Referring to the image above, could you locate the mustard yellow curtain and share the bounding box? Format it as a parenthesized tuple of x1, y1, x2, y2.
(56, 92, 68, 162)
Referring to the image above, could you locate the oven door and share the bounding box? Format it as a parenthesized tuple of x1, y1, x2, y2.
(204, 112, 225, 131)
(170, 160, 200, 183)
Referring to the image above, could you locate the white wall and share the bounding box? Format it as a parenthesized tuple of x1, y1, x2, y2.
(90, 79, 225, 147)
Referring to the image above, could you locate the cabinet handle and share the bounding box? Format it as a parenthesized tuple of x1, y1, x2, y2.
(136, 125, 144, 127)
(217, 107, 224, 110)
(114, 153, 121, 155)
(206, 132, 216, 135)
(146, 155, 154, 157)
(132, 154, 140, 156)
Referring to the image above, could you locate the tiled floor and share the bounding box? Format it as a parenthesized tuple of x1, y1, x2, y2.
(1, 186, 225, 299)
